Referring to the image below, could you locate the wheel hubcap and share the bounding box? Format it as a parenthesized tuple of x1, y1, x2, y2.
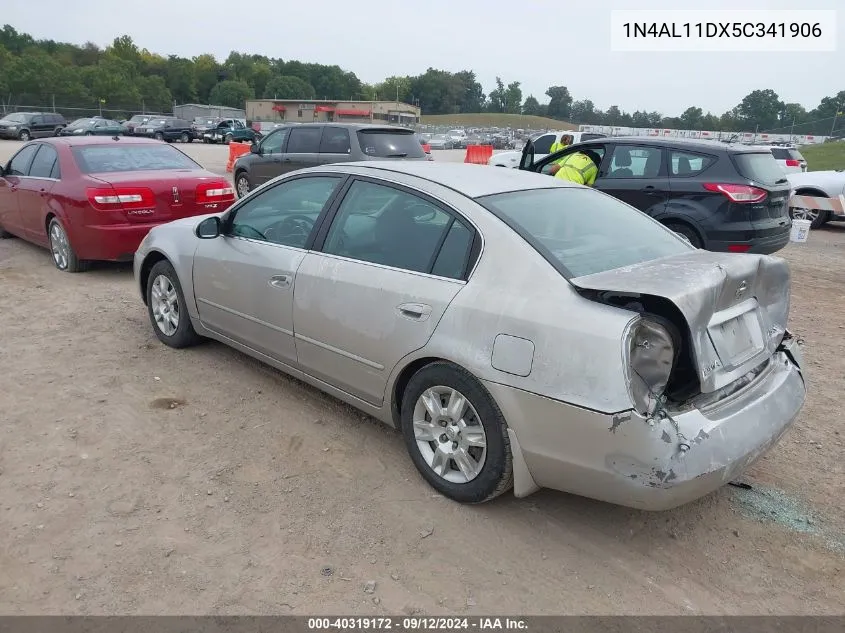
(413, 386, 487, 484)
(150, 274, 180, 336)
(237, 177, 250, 197)
(791, 207, 819, 222)
(49, 223, 69, 269)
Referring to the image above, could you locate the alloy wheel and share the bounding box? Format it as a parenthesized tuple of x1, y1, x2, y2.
(150, 274, 180, 336)
(49, 222, 69, 269)
(790, 207, 820, 222)
(412, 386, 487, 483)
(236, 175, 250, 198)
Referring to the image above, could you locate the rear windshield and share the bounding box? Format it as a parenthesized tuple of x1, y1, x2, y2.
(72, 144, 201, 174)
(356, 130, 426, 158)
(477, 187, 692, 278)
(732, 151, 788, 185)
(770, 147, 804, 161)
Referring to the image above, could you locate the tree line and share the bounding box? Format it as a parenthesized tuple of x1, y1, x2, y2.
(0, 25, 842, 135)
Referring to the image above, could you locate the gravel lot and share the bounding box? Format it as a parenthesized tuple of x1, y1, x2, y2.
(0, 140, 843, 615)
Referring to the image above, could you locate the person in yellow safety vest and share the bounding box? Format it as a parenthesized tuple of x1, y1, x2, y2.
(549, 151, 599, 186)
(549, 133, 574, 154)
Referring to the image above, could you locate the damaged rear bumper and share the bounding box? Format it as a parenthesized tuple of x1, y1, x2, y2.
(484, 344, 805, 511)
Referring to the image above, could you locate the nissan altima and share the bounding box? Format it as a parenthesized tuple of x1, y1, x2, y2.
(133, 162, 806, 509)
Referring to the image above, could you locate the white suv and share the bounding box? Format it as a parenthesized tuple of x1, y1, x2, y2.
(769, 145, 807, 173)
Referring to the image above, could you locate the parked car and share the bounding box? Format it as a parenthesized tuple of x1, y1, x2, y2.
(0, 137, 234, 271)
(768, 145, 807, 173)
(122, 114, 157, 136)
(202, 119, 258, 145)
(232, 123, 427, 198)
(490, 130, 608, 167)
(59, 117, 124, 136)
(134, 117, 196, 143)
(133, 161, 805, 509)
(786, 169, 845, 228)
(427, 134, 455, 150)
(0, 112, 67, 141)
(519, 137, 793, 254)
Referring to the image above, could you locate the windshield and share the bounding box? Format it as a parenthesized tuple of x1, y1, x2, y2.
(357, 130, 426, 158)
(130, 115, 151, 123)
(70, 118, 94, 127)
(146, 119, 167, 127)
(72, 144, 201, 174)
(477, 187, 692, 278)
(2, 113, 28, 123)
(733, 152, 787, 185)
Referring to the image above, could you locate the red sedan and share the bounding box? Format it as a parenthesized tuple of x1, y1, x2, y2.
(0, 136, 235, 272)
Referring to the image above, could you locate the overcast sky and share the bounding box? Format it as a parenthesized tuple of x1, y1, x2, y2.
(3, 0, 842, 116)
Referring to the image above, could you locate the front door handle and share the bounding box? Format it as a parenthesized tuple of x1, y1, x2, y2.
(641, 186, 660, 195)
(268, 274, 292, 289)
(397, 302, 432, 321)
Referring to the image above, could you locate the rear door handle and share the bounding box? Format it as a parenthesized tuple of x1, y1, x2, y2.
(268, 274, 292, 289)
(641, 186, 660, 195)
(397, 303, 432, 321)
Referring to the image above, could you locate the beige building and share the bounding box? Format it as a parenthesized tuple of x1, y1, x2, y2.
(246, 99, 421, 126)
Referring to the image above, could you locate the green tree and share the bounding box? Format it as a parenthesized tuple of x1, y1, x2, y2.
(377, 75, 411, 102)
(736, 89, 784, 130)
(504, 81, 522, 114)
(522, 95, 542, 116)
(570, 99, 596, 123)
(487, 77, 506, 113)
(137, 75, 172, 112)
(679, 106, 703, 129)
(263, 75, 315, 99)
(545, 86, 572, 120)
(165, 56, 197, 104)
(193, 54, 221, 103)
(209, 80, 253, 109)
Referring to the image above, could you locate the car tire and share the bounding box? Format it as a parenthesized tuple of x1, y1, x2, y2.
(235, 171, 252, 198)
(0, 224, 14, 239)
(48, 217, 88, 273)
(146, 260, 203, 349)
(180, 132, 190, 143)
(154, 132, 164, 141)
(665, 222, 703, 248)
(224, 133, 233, 145)
(53, 127, 64, 136)
(84, 131, 93, 136)
(18, 130, 31, 141)
(790, 206, 829, 229)
(400, 361, 513, 504)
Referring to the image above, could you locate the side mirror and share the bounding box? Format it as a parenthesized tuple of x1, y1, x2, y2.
(250, 143, 260, 154)
(196, 216, 222, 239)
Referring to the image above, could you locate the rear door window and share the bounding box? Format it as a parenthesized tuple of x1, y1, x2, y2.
(356, 130, 426, 158)
(605, 145, 663, 179)
(669, 150, 716, 177)
(732, 152, 787, 185)
(319, 127, 352, 154)
(287, 127, 322, 153)
(28, 145, 59, 178)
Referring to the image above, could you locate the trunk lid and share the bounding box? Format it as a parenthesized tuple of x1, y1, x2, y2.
(571, 251, 790, 393)
(90, 170, 228, 223)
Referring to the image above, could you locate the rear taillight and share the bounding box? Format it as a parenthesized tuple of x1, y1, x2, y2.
(86, 187, 155, 211)
(196, 182, 235, 205)
(702, 183, 767, 204)
(785, 159, 800, 167)
(728, 244, 752, 253)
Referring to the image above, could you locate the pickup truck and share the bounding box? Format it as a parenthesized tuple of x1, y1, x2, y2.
(202, 119, 258, 144)
(787, 169, 845, 228)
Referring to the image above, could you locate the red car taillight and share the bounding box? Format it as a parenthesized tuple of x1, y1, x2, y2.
(196, 182, 235, 205)
(785, 159, 800, 167)
(728, 244, 752, 253)
(86, 187, 156, 211)
(702, 183, 767, 204)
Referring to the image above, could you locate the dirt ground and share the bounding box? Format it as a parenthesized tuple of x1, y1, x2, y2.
(0, 142, 843, 616)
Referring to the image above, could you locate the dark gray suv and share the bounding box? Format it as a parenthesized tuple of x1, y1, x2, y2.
(0, 112, 67, 140)
(233, 123, 429, 198)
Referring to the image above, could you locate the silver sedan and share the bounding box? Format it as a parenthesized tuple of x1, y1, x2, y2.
(134, 162, 806, 510)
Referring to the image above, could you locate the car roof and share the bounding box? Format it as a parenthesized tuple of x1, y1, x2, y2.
(599, 136, 772, 153)
(281, 122, 414, 132)
(310, 161, 579, 198)
(40, 136, 165, 147)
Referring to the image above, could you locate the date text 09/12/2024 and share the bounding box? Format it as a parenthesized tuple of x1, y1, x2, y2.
(622, 22, 823, 39)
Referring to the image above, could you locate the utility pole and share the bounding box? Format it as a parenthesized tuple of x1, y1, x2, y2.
(790, 116, 795, 142)
(830, 111, 840, 137)
(52, 94, 56, 113)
